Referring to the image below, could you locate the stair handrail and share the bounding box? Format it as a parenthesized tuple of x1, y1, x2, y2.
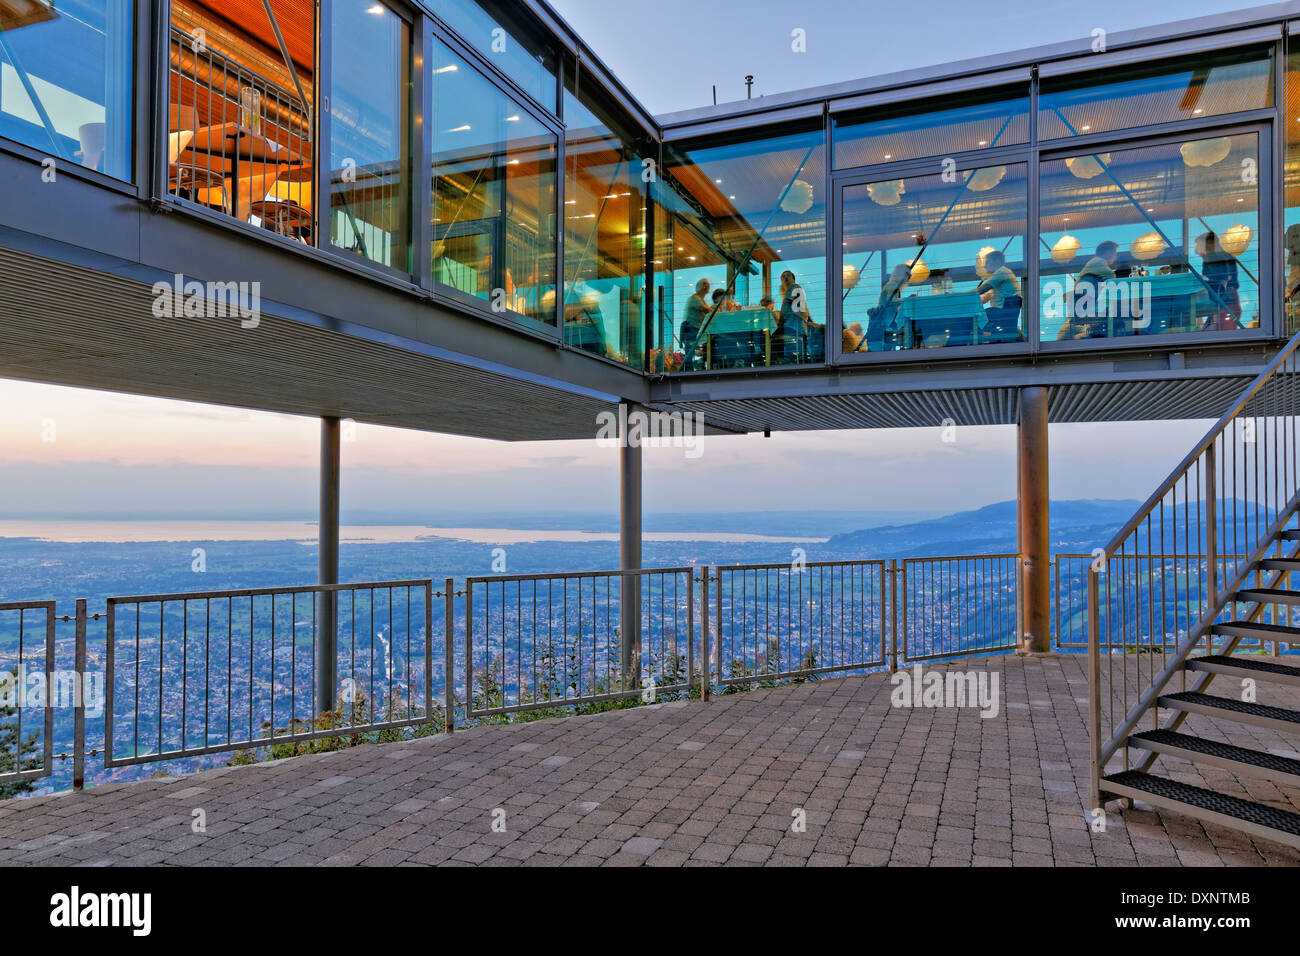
(1088, 326, 1300, 809)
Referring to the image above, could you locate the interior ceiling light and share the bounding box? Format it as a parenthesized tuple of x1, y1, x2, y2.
(866, 179, 905, 206)
(780, 179, 815, 214)
(963, 165, 1005, 192)
(1181, 137, 1231, 167)
(1131, 231, 1167, 261)
(1220, 223, 1254, 256)
(842, 263, 861, 291)
(1050, 235, 1081, 264)
(1065, 153, 1110, 180)
(908, 258, 930, 283)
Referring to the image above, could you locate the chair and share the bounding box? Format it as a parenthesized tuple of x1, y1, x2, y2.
(75, 122, 104, 172)
(169, 104, 229, 213)
(983, 295, 1023, 344)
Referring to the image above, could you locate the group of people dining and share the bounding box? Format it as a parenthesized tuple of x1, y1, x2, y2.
(675, 270, 824, 369)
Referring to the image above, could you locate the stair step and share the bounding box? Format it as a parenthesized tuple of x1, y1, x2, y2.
(1236, 587, 1300, 606)
(1278, 529, 1300, 541)
(1159, 691, 1300, 733)
(1258, 558, 1300, 572)
(1186, 654, 1300, 687)
(1100, 770, 1300, 848)
(1210, 620, 1300, 645)
(1129, 729, 1300, 783)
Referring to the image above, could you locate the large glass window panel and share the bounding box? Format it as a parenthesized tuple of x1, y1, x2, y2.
(435, 0, 556, 112)
(431, 40, 557, 329)
(168, 1, 316, 241)
(841, 163, 1027, 355)
(328, 0, 411, 272)
(563, 80, 646, 366)
(833, 87, 1028, 169)
(0, 0, 132, 180)
(1039, 47, 1272, 141)
(659, 125, 827, 371)
(1039, 133, 1260, 343)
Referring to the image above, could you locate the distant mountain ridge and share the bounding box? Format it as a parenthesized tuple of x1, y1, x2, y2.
(825, 499, 1144, 558)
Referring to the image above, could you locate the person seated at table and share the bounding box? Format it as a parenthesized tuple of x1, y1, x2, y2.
(861, 263, 911, 351)
(1196, 231, 1243, 331)
(974, 250, 1023, 343)
(1057, 241, 1118, 340)
(680, 278, 710, 369)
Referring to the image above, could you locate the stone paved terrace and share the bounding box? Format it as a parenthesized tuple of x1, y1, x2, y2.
(2, 654, 1300, 867)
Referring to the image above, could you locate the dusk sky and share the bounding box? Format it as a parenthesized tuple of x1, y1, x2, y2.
(0, 0, 1264, 519)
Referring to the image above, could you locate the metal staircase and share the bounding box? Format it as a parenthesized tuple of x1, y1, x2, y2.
(1089, 331, 1300, 849)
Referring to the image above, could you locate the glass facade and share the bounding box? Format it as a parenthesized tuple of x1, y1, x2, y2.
(328, 0, 412, 272)
(0, 0, 133, 180)
(431, 39, 557, 327)
(1038, 47, 1272, 141)
(833, 87, 1029, 170)
(1040, 134, 1260, 341)
(842, 164, 1028, 353)
(167, 0, 316, 240)
(435, 0, 556, 112)
(659, 124, 827, 371)
(563, 74, 647, 365)
(11, 4, 1290, 372)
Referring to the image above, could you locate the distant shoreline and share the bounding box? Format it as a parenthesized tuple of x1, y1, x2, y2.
(0, 520, 828, 546)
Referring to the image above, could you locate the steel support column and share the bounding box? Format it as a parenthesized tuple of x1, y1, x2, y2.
(619, 407, 643, 689)
(317, 416, 341, 713)
(1018, 386, 1051, 653)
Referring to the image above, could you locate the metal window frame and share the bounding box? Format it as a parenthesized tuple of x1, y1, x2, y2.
(1035, 119, 1275, 355)
(425, 23, 564, 338)
(830, 153, 1036, 367)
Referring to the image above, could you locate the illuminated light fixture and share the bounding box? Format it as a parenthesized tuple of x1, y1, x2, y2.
(715, 178, 722, 184)
(1050, 234, 1081, 264)
(1080, 124, 1091, 131)
(366, 4, 384, 13)
(1130, 231, 1166, 261)
(842, 264, 861, 292)
(504, 115, 520, 122)
(908, 258, 930, 283)
(508, 159, 520, 165)
(963, 165, 1006, 192)
(978, 140, 987, 146)
(1065, 153, 1109, 179)
(884, 153, 892, 159)
(866, 179, 905, 206)
(974, 245, 997, 279)
(447, 124, 471, 132)
(565, 199, 576, 204)
(780, 178, 815, 214)
(433, 65, 457, 74)
(1220, 223, 1254, 256)
(1181, 137, 1231, 167)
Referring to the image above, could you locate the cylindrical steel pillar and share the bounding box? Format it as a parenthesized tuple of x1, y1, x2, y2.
(317, 416, 341, 713)
(1018, 386, 1051, 653)
(619, 408, 643, 690)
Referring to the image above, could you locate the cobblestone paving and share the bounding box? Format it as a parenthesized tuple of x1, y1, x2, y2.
(2, 654, 1298, 866)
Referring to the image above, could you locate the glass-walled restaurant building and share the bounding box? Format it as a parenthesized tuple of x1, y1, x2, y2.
(3, 1, 1300, 375)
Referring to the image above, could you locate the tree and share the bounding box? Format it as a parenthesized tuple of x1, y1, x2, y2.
(0, 666, 42, 799)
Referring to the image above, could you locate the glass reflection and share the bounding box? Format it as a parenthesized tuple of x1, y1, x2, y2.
(430, 40, 557, 327)
(1039, 134, 1260, 341)
(841, 164, 1027, 353)
(658, 125, 827, 371)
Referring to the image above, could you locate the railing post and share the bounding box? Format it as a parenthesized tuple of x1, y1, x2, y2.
(888, 559, 899, 672)
(317, 416, 340, 714)
(444, 577, 454, 734)
(686, 569, 695, 692)
(1206, 441, 1219, 611)
(1087, 566, 1102, 812)
(700, 567, 710, 701)
(72, 599, 86, 793)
